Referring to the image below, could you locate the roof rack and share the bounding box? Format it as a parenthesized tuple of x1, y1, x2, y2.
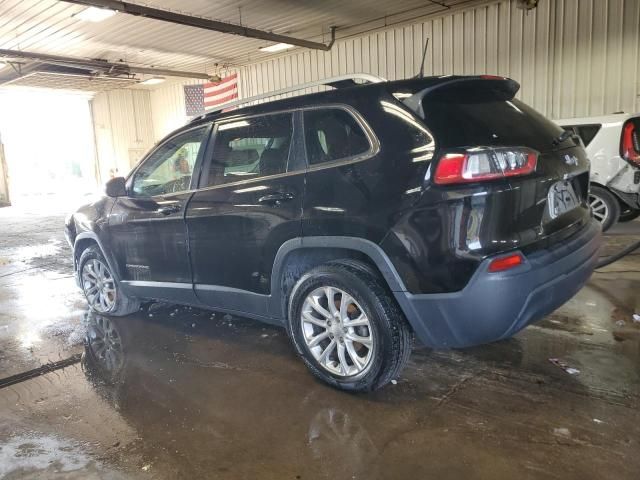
(200, 73, 387, 116)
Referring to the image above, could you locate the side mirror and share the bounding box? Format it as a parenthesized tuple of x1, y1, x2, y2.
(105, 177, 127, 198)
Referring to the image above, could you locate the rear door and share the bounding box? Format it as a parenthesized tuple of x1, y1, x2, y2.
(185, 111, 304, 316)
(108, 124, 211, 303)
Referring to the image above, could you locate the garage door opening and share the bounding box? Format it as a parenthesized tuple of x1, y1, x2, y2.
(0, 88, 97, 211)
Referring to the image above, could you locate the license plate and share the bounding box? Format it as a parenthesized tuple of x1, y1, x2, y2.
(548, 181, 579, 219)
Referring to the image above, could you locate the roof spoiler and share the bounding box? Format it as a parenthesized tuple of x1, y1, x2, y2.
(403, 76, 520, 117)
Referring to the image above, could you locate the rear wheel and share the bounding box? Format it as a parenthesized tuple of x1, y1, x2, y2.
(287, 261, 412, 392)
(78, 245, 140, 316)
(589, 185, 620, 232)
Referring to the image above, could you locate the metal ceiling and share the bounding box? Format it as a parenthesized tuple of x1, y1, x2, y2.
(0, 0, 477, 76)
(7, 71, 137, 91)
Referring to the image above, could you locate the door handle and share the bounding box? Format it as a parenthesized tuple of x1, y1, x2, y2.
(258, 192, 295, 206)
(157, 204, 181, 215)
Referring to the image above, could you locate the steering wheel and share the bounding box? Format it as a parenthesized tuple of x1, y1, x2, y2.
(165, 176, 190, 194)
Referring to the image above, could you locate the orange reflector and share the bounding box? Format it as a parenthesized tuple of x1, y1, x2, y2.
(488, 253, 524, 273)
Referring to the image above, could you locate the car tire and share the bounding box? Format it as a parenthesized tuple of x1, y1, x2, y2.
(618, 208, 640, 223)
(589, 185, 620, 232)
(287, 260, 412, 392)
(78, 245, 140, 316)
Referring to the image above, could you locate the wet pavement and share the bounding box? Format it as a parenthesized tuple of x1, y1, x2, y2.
(1, 203, 639, 479)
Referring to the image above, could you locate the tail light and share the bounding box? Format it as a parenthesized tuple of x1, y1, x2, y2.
(433, 147, 538, 185)
(620, 120, 640, 166)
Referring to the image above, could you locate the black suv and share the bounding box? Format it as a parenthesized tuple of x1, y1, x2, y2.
(66, 75, 601, 391)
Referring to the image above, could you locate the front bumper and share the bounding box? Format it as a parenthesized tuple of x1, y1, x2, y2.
(394, 219, 602, 348)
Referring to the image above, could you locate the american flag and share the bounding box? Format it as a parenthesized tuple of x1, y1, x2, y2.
(184, 84, 204, 116)
(204, 73, 238, 110)
(183, 73, 239, 117)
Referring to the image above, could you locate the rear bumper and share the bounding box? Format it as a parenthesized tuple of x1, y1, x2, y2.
(394, 219, 602, 348)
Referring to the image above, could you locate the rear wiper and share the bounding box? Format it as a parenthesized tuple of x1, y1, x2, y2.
(552, 129, 573, 146)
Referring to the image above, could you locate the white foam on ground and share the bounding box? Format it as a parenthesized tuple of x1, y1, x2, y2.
(0, 433, 92, 476)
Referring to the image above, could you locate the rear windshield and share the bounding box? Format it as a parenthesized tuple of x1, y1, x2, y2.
(419, 93, 565, 152)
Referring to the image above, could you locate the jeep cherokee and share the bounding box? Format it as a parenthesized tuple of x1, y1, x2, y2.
(66, 74, 602, 391)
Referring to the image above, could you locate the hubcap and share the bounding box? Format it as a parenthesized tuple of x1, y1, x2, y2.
(589, 193, 609, 224)
(82, 259, 116, 313)
(301, 286, 374, 377)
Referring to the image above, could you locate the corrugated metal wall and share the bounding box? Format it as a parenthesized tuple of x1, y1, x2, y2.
(237, 0, 640, 120)
(141, 0, 640, 145)
(91, 89, 155, 180)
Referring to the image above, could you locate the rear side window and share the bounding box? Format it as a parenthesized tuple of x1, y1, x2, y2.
(304, 108, 371, 165)
(562, 124, 601, 146)
(206, 113, 293, 186)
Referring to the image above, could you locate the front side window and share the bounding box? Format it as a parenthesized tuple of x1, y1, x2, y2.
(304, 108, 371, 165)
(132, 126, 208, 196)
(206, 113, 293, 187)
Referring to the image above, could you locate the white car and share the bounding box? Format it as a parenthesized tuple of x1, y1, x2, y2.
(556, 113, 640, 231)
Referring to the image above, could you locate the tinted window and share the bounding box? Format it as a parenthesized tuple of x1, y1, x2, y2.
(206, 114, 293, 186)
(304, 109, 370, 165)
(132, 126, 208, 196)
(563, 124, 601, 146)
(420, 94, 566, 152)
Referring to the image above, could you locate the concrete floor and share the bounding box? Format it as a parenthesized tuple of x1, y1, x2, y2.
(0, 201, 639, 479)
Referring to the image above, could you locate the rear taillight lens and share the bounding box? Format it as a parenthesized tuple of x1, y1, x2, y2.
(620, 120, 640, 166)
(433, 147, 538, 185)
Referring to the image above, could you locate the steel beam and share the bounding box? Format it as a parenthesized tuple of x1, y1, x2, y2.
(0, 48, 212, 80)
(60, 0, 336, 51)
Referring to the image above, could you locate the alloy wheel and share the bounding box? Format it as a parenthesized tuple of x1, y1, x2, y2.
(589, 193, 609, 224)
(300, 286, 375, 377)
(82, 259, 116, 313)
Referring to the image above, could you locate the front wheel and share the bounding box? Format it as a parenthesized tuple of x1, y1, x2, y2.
(78, 245, 140, 316)
(287, 261, 412, 392)
(589, 185, 620, 232)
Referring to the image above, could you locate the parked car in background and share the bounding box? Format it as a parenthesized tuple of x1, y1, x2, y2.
(66, 74, 601, 391)
(556, 113, 640, 231)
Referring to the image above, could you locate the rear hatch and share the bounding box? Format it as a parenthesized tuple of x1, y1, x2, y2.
(405, 77, 591, 252)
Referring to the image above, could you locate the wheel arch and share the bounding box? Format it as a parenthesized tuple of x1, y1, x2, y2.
(74, 232, 121, 282)
(591, 181, 636, 210)
(268, 237, 408, 321)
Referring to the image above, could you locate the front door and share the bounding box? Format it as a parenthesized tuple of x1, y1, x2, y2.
(186, 112, 304, 318)
(108, 124, 211, 304)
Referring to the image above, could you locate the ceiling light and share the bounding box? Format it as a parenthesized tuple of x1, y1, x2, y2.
(259, 43, 294, 53)
(75, 7, 117, 22)
(139, 77, 166, 86)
